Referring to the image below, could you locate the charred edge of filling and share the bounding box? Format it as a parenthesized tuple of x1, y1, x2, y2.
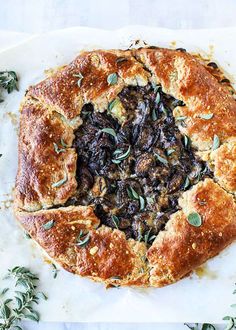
(67, 83, 213, 245)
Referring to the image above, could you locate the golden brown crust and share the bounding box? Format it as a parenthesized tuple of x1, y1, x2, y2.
(15, 97, 77, 211)
(28, 50, 150, 122)
(147, 179, 236, 287)
(16, 207, 148, 286)
(14, 47, 236, 287)
(136, 48, 236, 150)
(210, 141, 236, 193)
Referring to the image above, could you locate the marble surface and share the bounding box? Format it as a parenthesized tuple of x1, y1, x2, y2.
(1, 0, 235, 329)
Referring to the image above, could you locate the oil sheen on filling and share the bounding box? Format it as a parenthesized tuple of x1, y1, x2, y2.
(68, 84, 212, 244)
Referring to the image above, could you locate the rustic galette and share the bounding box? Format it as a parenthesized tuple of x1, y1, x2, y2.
(14, 47, 236, 287)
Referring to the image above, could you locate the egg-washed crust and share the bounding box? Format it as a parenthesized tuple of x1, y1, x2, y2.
(15, 207, 148, 287)
(14, 47, 236, 287)
(136, 48, 236, 151)
(15, 97, 77, 211)
(210, 141, 236, 193)
(148, 179, 236, 287)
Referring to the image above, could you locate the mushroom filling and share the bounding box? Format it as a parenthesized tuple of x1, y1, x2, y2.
(70, 83, 212, 244)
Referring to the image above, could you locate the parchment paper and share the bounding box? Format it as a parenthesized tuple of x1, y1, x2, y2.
(0, 26, 236, 324)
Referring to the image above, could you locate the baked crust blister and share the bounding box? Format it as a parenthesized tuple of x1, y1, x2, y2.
(14, 47, 236, 287)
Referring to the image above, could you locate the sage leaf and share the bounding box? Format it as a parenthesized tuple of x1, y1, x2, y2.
(42, 220, 55, 230)
(73, 72, 84, 87)
(52, 174, 68, 188)
(199, 113, 213, 120)
(107, 73, 118, 85)
(212, 134, 220, 151)
(187, 212, 202, 227)
(101, 127, 116, 138)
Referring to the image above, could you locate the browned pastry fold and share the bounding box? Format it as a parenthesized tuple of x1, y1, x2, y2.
(136, 48, 236, 151)
(16, 207, 148, 287)
(15, 97, 77, 211)
(148, 179, 236, 287)
(14, 47, 236, 287)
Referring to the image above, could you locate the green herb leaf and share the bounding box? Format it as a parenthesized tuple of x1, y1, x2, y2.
(146, 196, 155, 205)
(202, 324, 216, 330)
(224, 318, 234, 330)
(127, 186, 139, 200)
(52, 174, 68, 188)
(151, 83, 161, 93)
(111, 215, 120, 229)
(151, 108, 158, 121)
(212, 134, 220, 151)
(187, 212, 202, 227)
(0, 288, 9, 296)
(53, 142, 66, 154)
(13, 326, 23, 330)
(73, 72, 84, 87)
(0, 71, 19, 102)
(183, 176, 190, 190)
(199, 113, 214, 120)
(25, 311, 39, 322)
(52, 263, 59, 279)
(155, 92, 161, 104)
(112, 146, 131, 164)
(154, 153, 168, 166)
(0, 266, 46, 329)
(144, 229, 155, 245)
(107, 73, 118, 85)
(0, 303, 11, 319)
(230, 304, 236, 308)
(166, 149, 175, 156)
(60, 138, 68, 148)
(76, 230, 90, 248)
(183, 135, 190, 149)
(160, 103, 168, 116)
(110, 276, 121, 280)
(36, 292, 48, 300)
(139, 195, 145, 211)
(116, 57, 127, 64)
(42, 220, 55, 230)
(108, 98, 120, 111)
(101, 127, 116, 138)
(176, 116, 187, 121)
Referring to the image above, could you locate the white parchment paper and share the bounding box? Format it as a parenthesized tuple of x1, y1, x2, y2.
(0, 26, 236, 324)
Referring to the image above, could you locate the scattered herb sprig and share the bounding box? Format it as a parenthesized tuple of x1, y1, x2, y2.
(76, 230, 90, 248)
(0, 71, 18, 102)
(51, 263, 59, 279)
(0, 266, 47, 330)
(126, 186, 146, 211)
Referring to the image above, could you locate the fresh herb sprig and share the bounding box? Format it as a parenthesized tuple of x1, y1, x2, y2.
(0, 266, 47, 330)
(0, 71, 18, 102)
(126, 186, 146, 211)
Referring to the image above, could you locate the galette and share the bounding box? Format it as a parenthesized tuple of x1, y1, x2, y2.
(14, 47, 236, 287)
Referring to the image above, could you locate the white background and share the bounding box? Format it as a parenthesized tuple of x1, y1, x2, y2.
(1, 0, 236, 329)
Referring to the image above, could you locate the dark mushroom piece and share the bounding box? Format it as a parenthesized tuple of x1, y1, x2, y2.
(136, 125, 155, 151)
(135, 153, 155, 177)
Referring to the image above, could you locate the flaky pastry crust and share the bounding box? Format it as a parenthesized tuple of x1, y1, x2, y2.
(14, 47, 236, 287)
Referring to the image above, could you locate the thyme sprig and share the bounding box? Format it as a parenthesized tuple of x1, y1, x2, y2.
(0, 266, 47, 330)
(0, 71, 18, 102)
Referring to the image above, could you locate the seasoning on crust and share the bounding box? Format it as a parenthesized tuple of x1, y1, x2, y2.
(15, 97, 77, 211)
(14, 47, 236, 287)
(136, 48, 236, 150)
(148, 179, 236, 287)
(210, 141, 236, 193)
(15, 207, 148, 287)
